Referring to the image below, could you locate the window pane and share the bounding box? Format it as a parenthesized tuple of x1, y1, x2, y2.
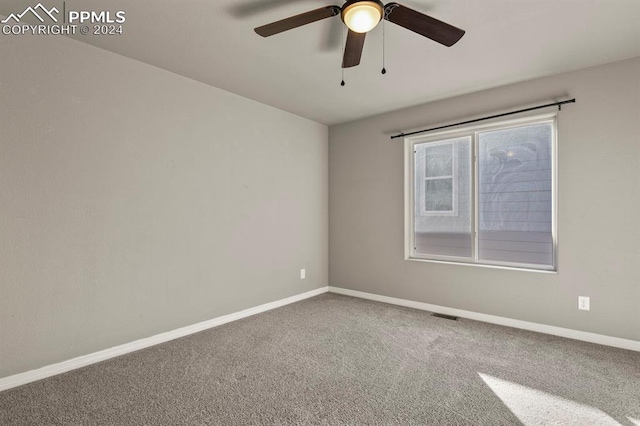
(425, 144, 453, 177)
(477, 123, 553, 267)
(414, 137, 472, 258)
(425, 178, 453, 211)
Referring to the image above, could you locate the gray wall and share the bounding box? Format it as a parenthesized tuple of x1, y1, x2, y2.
(329, 57, 640, 341)
(0, 34, 328, 378)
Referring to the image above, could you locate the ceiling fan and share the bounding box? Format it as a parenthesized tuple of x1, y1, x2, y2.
(254, 1, 465, 68)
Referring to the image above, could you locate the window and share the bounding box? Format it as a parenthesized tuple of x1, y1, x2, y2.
(418, 140, 459, 216)
(405, 114, 557, 271)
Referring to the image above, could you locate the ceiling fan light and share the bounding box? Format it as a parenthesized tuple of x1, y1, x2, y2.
(342, 1, 383, 33)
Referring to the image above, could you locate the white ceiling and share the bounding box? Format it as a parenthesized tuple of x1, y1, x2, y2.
(2, 0, 640, 125)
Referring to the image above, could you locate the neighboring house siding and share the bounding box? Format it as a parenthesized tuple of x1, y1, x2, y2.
(478, 231, 553, 265)
(414, 139, 472, 234)
(414, 232, 472, 258)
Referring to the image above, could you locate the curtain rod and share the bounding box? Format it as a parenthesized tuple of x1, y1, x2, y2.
(390, 98, 576, 140)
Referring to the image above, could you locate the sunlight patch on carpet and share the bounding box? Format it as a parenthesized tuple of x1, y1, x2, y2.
(478, 373, 621, 426)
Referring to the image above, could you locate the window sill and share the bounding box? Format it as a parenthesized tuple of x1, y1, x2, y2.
(405, 256, 558, 274)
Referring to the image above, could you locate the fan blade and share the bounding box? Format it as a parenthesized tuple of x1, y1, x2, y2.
(342, 30, 366, 68)
(384, 3, 465, 47)
(255, 6, 340, 37)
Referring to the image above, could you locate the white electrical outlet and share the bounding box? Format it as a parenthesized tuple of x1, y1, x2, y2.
(578, 296, 590, 311)
(300, 269, 306, 279)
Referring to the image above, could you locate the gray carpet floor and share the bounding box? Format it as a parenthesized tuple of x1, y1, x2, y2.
(0, 293, 639, 425)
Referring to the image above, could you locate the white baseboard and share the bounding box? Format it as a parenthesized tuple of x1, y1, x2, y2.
(328, 286, 640, 352)
(0, 286, 329, 392)
(3, 284, 636, 393)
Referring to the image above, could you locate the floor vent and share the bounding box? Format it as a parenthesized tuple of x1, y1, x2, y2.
(431, 313, 459, 321)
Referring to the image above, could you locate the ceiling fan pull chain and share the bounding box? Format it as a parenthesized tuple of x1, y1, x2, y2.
(341, 24, 346, 87)
(382, 2, 398, 75)
(381, 19, 387, 75)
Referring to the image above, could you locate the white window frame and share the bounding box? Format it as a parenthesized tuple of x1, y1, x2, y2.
(419, 140, 458, 217)
(404, 113, 558, 272)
